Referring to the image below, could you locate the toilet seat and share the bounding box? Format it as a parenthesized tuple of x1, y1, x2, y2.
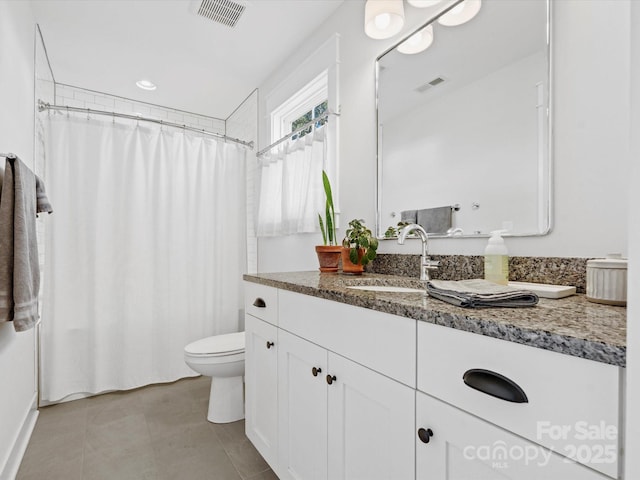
(185, 331, 244, 357)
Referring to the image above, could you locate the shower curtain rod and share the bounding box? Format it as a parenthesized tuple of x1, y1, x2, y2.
(37, 100, 254, 149)
(257, 110, 340, 158)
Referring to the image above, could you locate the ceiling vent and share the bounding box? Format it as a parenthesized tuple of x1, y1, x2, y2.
(196, 0, 246, 28)
(415, 76, 446, 93)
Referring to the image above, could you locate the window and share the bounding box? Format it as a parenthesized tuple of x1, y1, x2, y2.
(291, 100, 328, 140)
(271, 71, 328, 146)
(258, 34, 340, 237)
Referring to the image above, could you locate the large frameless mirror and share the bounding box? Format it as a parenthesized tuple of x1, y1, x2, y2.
(376, 0, 551, 239)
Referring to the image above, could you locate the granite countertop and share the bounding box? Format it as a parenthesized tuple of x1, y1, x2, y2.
(243, 271, 627, 367)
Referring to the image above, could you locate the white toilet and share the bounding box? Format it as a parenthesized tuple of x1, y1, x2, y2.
(184, 331, 245, 423)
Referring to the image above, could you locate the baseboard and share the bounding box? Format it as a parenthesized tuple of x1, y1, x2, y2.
(0, 393, 39, 480)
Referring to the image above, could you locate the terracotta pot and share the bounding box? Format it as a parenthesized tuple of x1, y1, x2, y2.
(341, 247, 365, 275)
(315, 245, 342, 272)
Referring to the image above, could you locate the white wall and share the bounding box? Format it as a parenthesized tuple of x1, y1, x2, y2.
(257, 0, 630, 269)
(227, 89, 259, 274)
(0, 2, 39, 477)
(625, 0, 639, 476)
(54, 84, 226, 133)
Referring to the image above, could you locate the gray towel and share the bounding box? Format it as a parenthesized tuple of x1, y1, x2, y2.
(0, 157, 41, 331)
(427, 279, 539, 308)
(400, 210, 417, 224)
(35, 175, 53, 215)
(417, 206, 452, 234)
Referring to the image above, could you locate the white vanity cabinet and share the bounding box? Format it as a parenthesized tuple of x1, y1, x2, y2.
(277, 329, 328, 480)
(244, 282, 416, 480)
(277, 290, 416, 480)
(277, 329, 415, 480)
(244, 279, 623, 480)
(416, 391, 610, 480)
(244, 284, 279, 469)
(416, 321, 621, 479)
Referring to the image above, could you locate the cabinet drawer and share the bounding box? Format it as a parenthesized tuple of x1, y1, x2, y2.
(416, 391, 610, 480)
(417, 322, 621, 478)
(279, 290, 416, 388)
(244, 282, 278, 325)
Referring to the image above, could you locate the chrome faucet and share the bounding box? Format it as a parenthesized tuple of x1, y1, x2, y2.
(397, 224, 440, 281)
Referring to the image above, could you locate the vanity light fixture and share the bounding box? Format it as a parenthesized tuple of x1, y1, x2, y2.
(437, 0, 481, 26)
(397, 24, 434, 54)
(407, 0, 442, 7)
(136, 79, 157, 91)
(364, 0, 405, 39)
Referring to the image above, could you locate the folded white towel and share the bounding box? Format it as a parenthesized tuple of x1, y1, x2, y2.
(0, 157, 42, 331)
(427, 279, 539, 308)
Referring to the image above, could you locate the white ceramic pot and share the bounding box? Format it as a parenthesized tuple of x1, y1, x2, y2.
(586, 255, 627, 306)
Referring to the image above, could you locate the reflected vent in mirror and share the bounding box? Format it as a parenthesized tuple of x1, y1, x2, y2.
(415, 76, 446, 93)
(196, 0, 246, 28)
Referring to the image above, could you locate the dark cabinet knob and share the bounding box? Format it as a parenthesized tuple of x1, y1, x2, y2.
(417, 428, 434, 444)
(312, 367, 322, 377)
(326, 374, 337, 385)
(253, 298, 266, 308)
(266, 341, 274, 349)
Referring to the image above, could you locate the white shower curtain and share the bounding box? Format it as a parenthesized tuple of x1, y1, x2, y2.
(41, 115, 247, 403)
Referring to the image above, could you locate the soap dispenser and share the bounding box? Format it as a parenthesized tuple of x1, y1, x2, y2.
(484, 230, 509, 285)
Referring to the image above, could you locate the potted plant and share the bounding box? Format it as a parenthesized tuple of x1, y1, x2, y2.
(341, 218, 378, 274)
(315, 170, 342, 272)
(384, 221, 410, 238)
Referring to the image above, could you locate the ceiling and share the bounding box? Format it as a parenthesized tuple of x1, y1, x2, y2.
(31, 0, 345, 119)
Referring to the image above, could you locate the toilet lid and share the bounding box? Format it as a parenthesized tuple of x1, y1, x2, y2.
(185, 331, 245, 356)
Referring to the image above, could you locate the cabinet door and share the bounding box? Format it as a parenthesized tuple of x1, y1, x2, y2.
(245, 314, 278, 469)
(416, 391, 610, 480)
(328, 353, 415, 480)
(278, 330, 328, 480)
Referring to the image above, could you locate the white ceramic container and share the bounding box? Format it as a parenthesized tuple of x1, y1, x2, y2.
(586, 255, 627, 306)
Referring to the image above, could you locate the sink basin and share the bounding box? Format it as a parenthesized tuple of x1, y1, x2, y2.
(346, 285, 425, 294)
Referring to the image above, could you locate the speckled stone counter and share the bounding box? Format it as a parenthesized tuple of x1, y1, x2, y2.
(369, 254, 591, 293)
(243, 271, 626, 367)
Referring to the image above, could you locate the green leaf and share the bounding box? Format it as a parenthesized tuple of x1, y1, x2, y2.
(326, 203, 334, 245)
(322, 171, 334, 211)
(318, 214, 327, 245)
(349, 248, 359, 264)
(322, 170, 337, 245)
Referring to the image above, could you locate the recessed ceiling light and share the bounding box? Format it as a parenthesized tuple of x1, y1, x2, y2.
(136, 79, 157, 91)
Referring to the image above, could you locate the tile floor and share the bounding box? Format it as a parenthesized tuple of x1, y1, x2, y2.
(17, 376, 278, 480)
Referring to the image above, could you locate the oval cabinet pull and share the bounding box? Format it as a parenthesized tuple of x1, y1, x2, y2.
(326, 374, 337, 385)
(312, 367, 322, 377)
(417, 428, 434, 444)
(463, 368, 528, 403)
(266, 341, 274, 349)
(253, 298, 266, 308)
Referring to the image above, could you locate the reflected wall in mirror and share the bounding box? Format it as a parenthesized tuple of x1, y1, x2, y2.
(376, 0, 551, 238)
